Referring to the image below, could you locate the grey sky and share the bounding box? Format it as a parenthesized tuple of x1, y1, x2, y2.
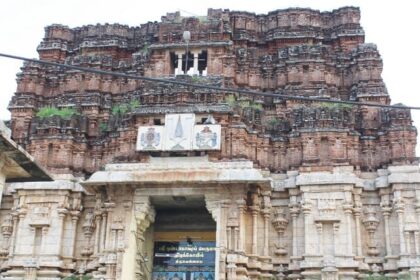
(1, 0, 419, 154)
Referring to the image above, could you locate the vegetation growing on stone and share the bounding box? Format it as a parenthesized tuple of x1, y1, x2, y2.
(317, 101, 353, 109)
(111, 100, 140, 116)
(36, 106, 78, 119)
(224, 95, 263, 111)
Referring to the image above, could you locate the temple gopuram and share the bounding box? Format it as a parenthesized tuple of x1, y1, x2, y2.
(2, 6, 420, 280)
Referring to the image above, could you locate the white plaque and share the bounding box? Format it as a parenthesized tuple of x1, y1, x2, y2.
(136, 126, 164, 151)
(163, 114, 195, 151)
(193, 124, 221, 150)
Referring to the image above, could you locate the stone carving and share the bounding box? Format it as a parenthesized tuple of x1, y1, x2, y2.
(29, 206, 50, 227)
(362, 207, 380, 256)
(227, 208, 239, 227)
(0, 215, 13, 256)
(81, 211, 95, 257)
(317, 199, 338, 221)
(272, 208, 288, 256)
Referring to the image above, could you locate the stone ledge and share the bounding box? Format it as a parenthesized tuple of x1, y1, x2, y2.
(83, 157, 270, 190)
(8, 180, 85, 192)
(296, 172, 363, 187)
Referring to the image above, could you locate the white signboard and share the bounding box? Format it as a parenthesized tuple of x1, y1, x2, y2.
(136, 126, 164, 151)
(164, 114, 195, 151)
(193, 124, 221, 150)
(136, 114, 221, 151)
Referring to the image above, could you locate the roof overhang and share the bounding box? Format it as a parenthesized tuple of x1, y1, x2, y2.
(0, 122, 52, 182)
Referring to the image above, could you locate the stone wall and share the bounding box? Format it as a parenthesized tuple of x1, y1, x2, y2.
(1, 160, 420, 279)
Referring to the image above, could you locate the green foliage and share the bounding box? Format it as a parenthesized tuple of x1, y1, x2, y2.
(224, 95, 236, 107)
(249, 102, 263, 110)
(140, 43, 150, 55)
(112, 104, 128, 115)
(99, 122, 108, 132)
(317, 102, 353, 109)
(129, 100, 140, 110)
(111, 99, 141, 116)
(267, 117, 280, 127)
(239, 100, 263, 110)
(191, 75, 203, 83)
(36, 106, 78, 119)
(224, 95, 263, 111)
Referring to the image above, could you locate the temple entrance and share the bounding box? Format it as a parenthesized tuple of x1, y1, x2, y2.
(150, 195, 216, 280)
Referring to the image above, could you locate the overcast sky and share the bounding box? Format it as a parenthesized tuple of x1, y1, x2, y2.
(1, 0, 419, 154)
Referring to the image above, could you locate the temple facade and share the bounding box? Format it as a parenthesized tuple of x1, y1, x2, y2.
(2, 6, 420, 280)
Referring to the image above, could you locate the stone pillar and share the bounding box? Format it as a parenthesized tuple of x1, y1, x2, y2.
(15, 210, 27, 255)
(176, 52, 183, 75)
(234, 227, 239, 252)
(302, 200, 312, 255)
(250, 206, 259, 255)
(332, 223, 340, 257)
(41, 227, 48, 255)
(69, 211, 80, 258)
(381, 199, 393, 257)
(405, 232, 411, 255)
(415, 199, 420, 256)
(94, 214, 102, 255)
(343, 203, 354, 256)
(101, 211, 108, 252)
(227, 261, 237, 280)
(237, 199, 246, 253)
(263, 209, 270, 256)
(395, 198, 407, 255)
(353, 202, 363, 257)
(206, 198, 229, 280)
(220, 201, 230, 280)
(415, 231, 420, 256)
(219, 200, 229, 250)
(8, 213, 19, 257)
(227, 226, 232, 251)
(262, 191, 271, 257)
(56, 208, 68, 256)
(133, 197, 156, 279)
(289, 202, 300, 257)
(193, 51, 199, 75)
(315, 222, 323, 255)
(104, 202, 116, 251)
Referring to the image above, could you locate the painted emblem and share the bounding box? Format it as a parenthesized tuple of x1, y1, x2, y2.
(195, 126, 217, 149)
(165, 114, 195, 150)
(140, 127, 161, 150)
(170, 115, 186, 150)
